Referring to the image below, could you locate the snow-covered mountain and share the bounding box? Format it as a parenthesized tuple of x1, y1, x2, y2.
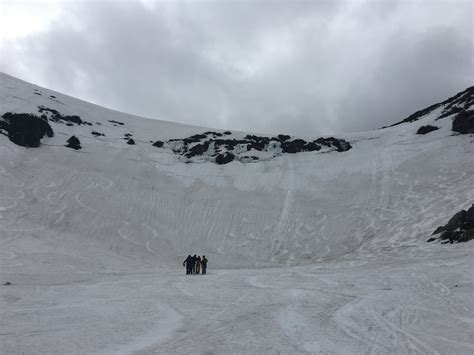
(1, 72, 473, 354)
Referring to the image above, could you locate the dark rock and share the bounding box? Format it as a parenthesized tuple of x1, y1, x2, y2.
(463, 229, 474, 242)
(66, 123, 73, 127)
(304, 142, 321, 151)
(65, 135, 81, 150)
(439, 106, 463, 119)
(1, 112, 54, 147)
(223, 131, 232, 135)
(386, 86, 474, 128)
(277, 134, 291, 142)
(281, 139, 306, 153)
(91, 131, 105, 137)
(416, 125, 439, 135)
(445, 210, 466, 231)
(315, 137, 331, 147)
(152, 140, 164, 147)
(185, 142, 210, 158)
(440, 230, 464, 243)
(108, 120, 125, 125)
(127, 139, 135, 145)
(203, 131, 223, 137)
(164, 131, 350, 164)
(215, 152, 235, 165)
(37, 106, 83, 125)
(188, 133, 207, 140)
(464, 205, 474, 229)
(34, 92, 41, 96)
(432, 226, 446, 235)
(124, 133, 132, 137)
(426, 237, 437, 242)
(3, 282, 11, 286)
(428, 205, 474, 243)
(452, 110, 474, 134)
(49, 95, 56, 99)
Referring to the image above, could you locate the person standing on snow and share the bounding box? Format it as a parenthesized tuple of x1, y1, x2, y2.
(192, 254, 198, 274)
(195, 256, 201, 274)
(183, 255, 192, 275)
(201, 255, 208, 275)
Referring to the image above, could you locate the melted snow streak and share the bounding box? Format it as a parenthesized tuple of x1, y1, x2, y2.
(0, 73, 473, 354)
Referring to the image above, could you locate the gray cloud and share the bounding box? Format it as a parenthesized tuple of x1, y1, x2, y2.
(1, 0, 473, 136)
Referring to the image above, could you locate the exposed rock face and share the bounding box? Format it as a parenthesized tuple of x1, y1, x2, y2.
(108, 120, 125, 126)
(428, 204, 474, 244)
(1, 112, 54, 147)
(416, 125, 439, 135)
(127, 139, 135, 145)
(38, 106, 84, 125)
(387, 86, 474, 127)
(65, 135, 81, 150)
(160, 131, 351, 164)
(452, 110, 474, 134)
(215, 152, 235, 165)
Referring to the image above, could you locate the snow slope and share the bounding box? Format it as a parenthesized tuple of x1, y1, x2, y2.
(1, 73, 473, 354)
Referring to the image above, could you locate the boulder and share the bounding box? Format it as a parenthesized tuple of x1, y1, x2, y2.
(2, 112, 54, 147)
(127, 139, 135, 145)
(65, 136, 81, 150)
(215, 152, 235, 165)
(416, 125, 439, 135)
(152, 140, 164, 147)
(452, 110, 474, 134)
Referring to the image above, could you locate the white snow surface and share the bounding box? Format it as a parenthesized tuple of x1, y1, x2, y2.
(1, 73, 473, 354)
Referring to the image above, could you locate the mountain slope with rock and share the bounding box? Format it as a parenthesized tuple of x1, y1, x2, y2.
(1, 73, 473, 354)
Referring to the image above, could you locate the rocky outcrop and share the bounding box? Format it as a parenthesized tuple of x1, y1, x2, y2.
(386, 86, 474, 128)
(428, 204, 474, 244)
(160, 131, 351, 164)
(452, 110, 474, 134)
(1, 112, 54, 147)
(416, 125, 439, 135)
(65, 135, 81, 150)
(38, 106, 86, 125)
(215, 152, 235, 165)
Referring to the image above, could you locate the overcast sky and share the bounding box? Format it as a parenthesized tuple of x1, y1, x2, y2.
(1, 0, 472, 135)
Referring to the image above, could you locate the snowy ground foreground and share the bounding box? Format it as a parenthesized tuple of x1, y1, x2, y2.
(1, 73, 473, 354)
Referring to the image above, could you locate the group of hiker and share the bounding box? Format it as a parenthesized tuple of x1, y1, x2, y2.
(183, 254, 208, 275)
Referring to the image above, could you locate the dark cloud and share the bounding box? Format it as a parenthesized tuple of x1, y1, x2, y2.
(1, 0, 472, 136)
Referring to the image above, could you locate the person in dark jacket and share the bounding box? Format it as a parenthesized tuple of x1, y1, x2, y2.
(201, 255, 208, 275)
(192, 254, 197, 274)
(183, 255, 193, 275)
